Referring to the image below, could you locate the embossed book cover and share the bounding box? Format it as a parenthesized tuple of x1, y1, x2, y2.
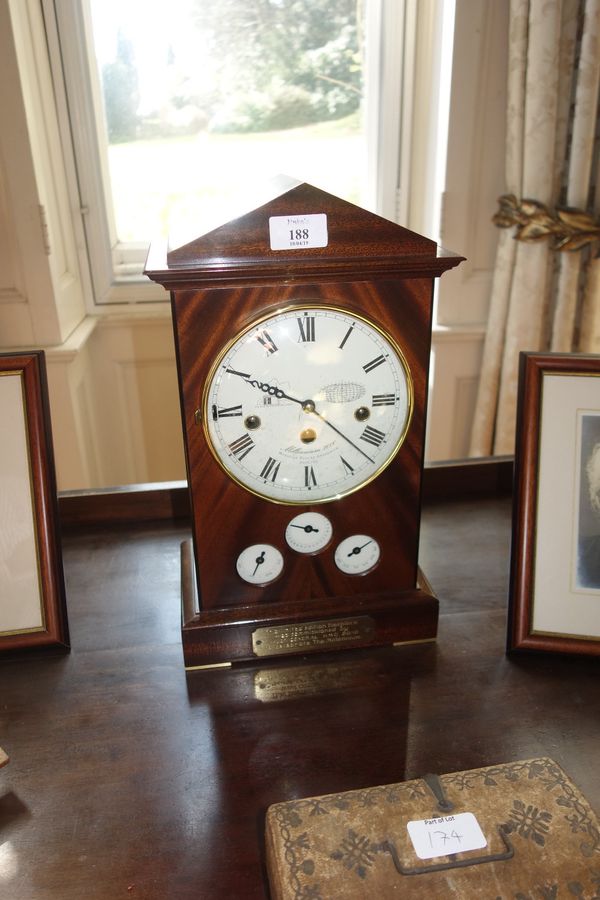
(265, 758, 599, 899)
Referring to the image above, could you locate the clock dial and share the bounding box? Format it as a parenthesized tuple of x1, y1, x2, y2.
(203, 305, 413, 504)
(285, 512, 333, 553)
(236, 544, 284, 585)
(334, 535, 381, 575)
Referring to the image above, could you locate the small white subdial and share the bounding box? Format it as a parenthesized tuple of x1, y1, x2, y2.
(334, 534, 381, 575)
(285, 512, 333, 554)
(236, 544, 284, 585)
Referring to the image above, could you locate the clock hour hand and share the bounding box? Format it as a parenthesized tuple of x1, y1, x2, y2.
(229, 370, 306, 407)
(246, 378, 305, 405)
(289, 524, 319, 533)
(225, 366, 252, 379)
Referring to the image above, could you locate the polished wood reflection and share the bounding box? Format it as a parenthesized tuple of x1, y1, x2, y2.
(0, 491, 598, 899)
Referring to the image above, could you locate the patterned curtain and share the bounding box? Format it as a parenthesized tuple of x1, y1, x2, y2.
(469, 0, 600, 456)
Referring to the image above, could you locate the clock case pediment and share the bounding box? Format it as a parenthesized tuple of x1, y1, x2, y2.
(145, 176, 463, 285)
(145, 179, 463, 668)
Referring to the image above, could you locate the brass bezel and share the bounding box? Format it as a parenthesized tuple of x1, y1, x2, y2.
(201, 303, 414, 505)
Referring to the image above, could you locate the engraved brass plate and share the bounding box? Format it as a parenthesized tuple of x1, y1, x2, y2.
(252, 616, 375, 657)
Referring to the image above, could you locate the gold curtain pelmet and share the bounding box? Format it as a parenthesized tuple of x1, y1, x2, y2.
(493, 194, 600, 252)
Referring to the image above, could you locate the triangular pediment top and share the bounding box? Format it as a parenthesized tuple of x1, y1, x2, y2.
(164, 178, 437, 268)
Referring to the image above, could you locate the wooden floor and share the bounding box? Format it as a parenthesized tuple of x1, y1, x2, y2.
(0, 494, 598, 898)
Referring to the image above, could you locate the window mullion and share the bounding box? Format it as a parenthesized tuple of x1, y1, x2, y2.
(368, 0, 408, 223)
(45, 0, 120, 305)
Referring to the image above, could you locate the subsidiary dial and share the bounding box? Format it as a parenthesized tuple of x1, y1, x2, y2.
(236, 544, 284, 585)
(334, 535, 381, 575)
(285, 512, 333, 554)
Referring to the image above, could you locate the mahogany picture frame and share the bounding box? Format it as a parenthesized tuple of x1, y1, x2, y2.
(508, 351, 600, 655)
(0, 351, 69, 654)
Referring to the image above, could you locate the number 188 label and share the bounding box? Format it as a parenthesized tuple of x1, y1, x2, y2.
(269, 213, 328, 250)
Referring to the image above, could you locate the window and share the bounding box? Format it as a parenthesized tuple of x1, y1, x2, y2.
(44, 0, 452, 306)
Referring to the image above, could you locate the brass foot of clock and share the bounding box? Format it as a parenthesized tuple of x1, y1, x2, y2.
(145, 178, 463, 669)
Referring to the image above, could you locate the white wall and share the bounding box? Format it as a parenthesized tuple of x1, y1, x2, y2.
(44, 314, 185, 490)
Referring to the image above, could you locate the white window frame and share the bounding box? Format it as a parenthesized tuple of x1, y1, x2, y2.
(42, 0, 451, 309)
(43, 0, 164, 305)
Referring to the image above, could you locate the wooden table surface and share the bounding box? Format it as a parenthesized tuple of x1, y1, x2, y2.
(1, 494, 598, 899)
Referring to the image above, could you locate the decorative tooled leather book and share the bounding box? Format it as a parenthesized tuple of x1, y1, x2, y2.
(265, 757, 600, 899)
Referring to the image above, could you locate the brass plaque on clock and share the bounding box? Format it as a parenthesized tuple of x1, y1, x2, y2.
(252, 616, 376, 657)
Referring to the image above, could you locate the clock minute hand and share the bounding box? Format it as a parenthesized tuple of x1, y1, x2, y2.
(348, 540, 373, 557)
(310, 407, 375, 464)
(253, 550, 266, 576)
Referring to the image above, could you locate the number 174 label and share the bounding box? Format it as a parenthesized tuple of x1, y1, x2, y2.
(407, 812, 487, 860)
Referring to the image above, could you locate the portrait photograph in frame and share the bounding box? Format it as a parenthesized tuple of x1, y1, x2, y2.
(0, 351, 69, 654)
(508, 351, 600, 655)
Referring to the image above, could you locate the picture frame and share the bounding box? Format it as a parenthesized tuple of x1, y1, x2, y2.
(0, 351, 69, 654)
(508, 351, 600, 655)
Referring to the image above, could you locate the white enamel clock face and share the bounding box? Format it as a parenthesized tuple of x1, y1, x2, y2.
(203, 305, 413, 504)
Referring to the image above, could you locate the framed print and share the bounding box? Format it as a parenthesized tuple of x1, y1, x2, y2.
(0, 351, 69, 654)
(508, 352, 600, 655)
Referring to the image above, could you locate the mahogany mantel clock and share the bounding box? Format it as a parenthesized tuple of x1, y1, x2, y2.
(145, 178, 463, 669)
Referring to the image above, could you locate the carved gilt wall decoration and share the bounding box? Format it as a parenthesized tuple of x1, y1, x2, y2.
(493, 194, 600, 253)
